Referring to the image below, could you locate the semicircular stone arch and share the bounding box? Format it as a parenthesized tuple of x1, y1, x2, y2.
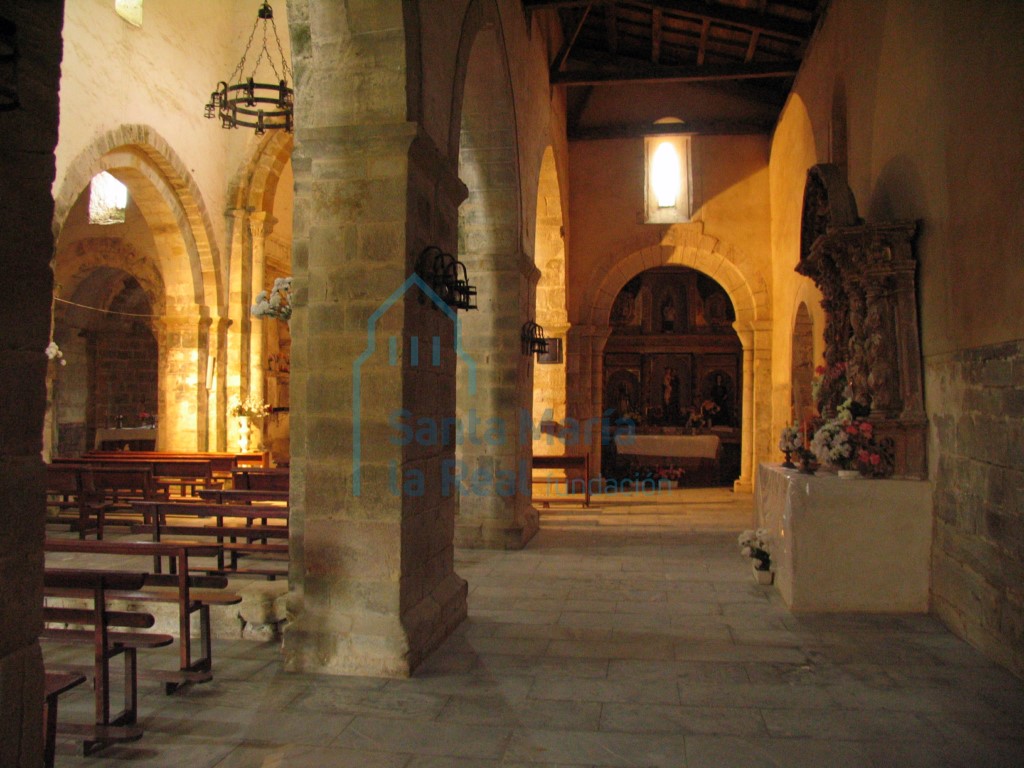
(582, 231, 766, 330)
(576, 228, 771, 493)
(53, 125, 222, 315)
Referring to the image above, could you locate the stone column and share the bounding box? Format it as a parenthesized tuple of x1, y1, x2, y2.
(734, 324, 755, 492)
(225, 207, 250, 451)
(282, 121, 468, 676)
(0, 4, 64, 764)
(249, 212, 275, 449)
(156, 314, 208, 450)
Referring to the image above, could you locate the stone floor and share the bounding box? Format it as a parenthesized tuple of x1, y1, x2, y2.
(47, 488, 1024, 767)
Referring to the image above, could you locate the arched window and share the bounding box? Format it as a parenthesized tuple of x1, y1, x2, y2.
(88, 172, 128, 225)
(644, 124, 691, 223)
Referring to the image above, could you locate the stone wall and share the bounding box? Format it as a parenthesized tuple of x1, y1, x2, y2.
(0, 2, 64, 764)
(929, 341, 1024, 677)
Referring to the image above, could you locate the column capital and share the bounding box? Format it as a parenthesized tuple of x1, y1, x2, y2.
(249, 211, 277, 239)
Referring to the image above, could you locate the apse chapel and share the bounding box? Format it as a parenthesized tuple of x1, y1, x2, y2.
(2, 0, 1023, 764)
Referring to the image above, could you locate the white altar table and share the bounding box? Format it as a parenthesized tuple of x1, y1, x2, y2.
(755, 463, 932, 612)
(614, 434, 720, 459)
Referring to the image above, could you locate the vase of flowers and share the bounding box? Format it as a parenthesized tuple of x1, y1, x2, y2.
(251, 276, 293, 322)
(809, 398, 893, 478)
(230, 396, 271, 452)
(738, 529, 772, 584)
(778, 424, 802, 468)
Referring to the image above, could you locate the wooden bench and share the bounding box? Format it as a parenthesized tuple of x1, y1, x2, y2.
(532, 453, 591, 507)
(42, 568, 172, 755)
(82, 449, 269, 474)
(231, 466, 289, 491)
(198, 487, 289, 504)
(43, 671, 86, 768)
(45, 539, 240, 693)
(131, 501, 290, 579)
(45, 464, 101, 538)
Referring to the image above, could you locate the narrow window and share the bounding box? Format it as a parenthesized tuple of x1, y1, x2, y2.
(115, 0, 143, 27)
(644, 127, 691, 223)
(89, 172, 128, 225)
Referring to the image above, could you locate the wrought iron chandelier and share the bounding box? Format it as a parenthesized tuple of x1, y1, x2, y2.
(416, 247, 478, 312)
(204, 2, 293, 134)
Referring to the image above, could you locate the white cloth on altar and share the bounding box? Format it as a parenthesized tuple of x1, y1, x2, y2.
(614, 434, 720, 459)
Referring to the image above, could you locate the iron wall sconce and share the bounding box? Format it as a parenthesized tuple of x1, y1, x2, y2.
(416, 247, 478, 311)
(521, 321, 549, 356)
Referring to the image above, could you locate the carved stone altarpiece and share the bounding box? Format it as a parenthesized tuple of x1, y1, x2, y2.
(797, 164, 927, 478)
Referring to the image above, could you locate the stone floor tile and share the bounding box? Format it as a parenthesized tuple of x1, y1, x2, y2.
(529, 676, 681, 705)
(684, 735, 870, 768)
(438, 693, 602, 730)
(212, 744, 411, 768)
(504, 727, 688, 767)
(332, 716, 511, 760)
(288, 685, 451, 719)
(600, 703, 767, 737)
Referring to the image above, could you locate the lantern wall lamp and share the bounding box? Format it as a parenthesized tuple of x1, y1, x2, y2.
(415, 247, 478, 312)
(521, 321, 549, 356)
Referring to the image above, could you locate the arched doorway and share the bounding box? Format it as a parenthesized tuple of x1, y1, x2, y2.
(601, 266, 742, 486)
(791, 301, 815, 428)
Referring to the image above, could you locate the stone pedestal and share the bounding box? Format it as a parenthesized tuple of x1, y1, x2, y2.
(755, 464, 932, 612)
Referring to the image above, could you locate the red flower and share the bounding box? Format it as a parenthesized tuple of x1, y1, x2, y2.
(870, 453, 881, 466)
(860, 422, 873, 436)
(857, 449, 871, 463)
(845, 425, 859, 435)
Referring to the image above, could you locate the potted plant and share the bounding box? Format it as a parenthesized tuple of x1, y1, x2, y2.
(738, 529, 773, 584)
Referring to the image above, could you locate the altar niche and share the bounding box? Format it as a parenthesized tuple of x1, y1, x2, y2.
(797, 164, 927, 478)
(602, 266, 742, 485)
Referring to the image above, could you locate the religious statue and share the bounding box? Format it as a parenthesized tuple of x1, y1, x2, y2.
(660, 297, 676, 332)
(662, 366, 680, 422)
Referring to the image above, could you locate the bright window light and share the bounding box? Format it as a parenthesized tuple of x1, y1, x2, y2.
(644, 132, 691, 223)
(89, 172, 129, 225)
(115, 0, 143, 27)
(651, 141, 680, 208)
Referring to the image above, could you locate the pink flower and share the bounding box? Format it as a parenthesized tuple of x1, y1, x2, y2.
(870, 454, 882, 466)
(845, 425, 859, 436)
(857, 450, 871, 463)
(860, 422, 873, 436)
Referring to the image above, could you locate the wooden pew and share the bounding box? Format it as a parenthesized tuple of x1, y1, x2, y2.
(230, 466, 289, 491)
(43, 671, 86, 768)
(532, 453, 591, 507)
(44, 539, 240, 693)
(42, 568, 172, 755)
(81, 449, 269, 472)
(88, 466, 166, 538)
(45, 464, 100, 538)
(131, 500, 289, 579)
(198, 488, 289, 504)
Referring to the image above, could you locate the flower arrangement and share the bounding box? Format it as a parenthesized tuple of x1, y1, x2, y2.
(778, 424, 802, 452)
(809, 398, 892, 477)
(230, 395, 271, 420)
(778, 424, 802, 468)
(45, 341, 66, 366)
(251, 276, 293, 322)
(738, 528, 771, 571)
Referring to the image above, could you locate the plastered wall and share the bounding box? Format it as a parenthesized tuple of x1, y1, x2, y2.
(770, 0, 1024, 676)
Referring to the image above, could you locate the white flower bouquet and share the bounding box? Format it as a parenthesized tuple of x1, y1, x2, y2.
(738, 528, 771, 571)
(251, 276, 293, 322)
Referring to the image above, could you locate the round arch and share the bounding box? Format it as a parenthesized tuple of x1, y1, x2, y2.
(52, 124, 223, 314)
(574, 227, 770, 492)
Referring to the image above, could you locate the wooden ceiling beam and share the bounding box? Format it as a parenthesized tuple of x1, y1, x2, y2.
(569, 118, 773, 140)
(551, 60, 799, 86)
(651, 7, 663, 64)
(522, 0, 813, 41)
(605, 4, 618, 53)
(550, 4, 593, 76)
(697, 18, 710, 65)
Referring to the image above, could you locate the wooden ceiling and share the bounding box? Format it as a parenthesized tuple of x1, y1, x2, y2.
(526, 0, 827, 139)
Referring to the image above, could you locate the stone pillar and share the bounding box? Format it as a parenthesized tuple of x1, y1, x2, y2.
(156, 314, 208, 450)
(0, 3, 64, 764)
(282, 120, 468, 676)
(565, 324, 611, 477)
(454, 252, 541, 550)
(249, 212, 275, 448)
(225, 207, 250, 451)
(734, 324, 755, 492)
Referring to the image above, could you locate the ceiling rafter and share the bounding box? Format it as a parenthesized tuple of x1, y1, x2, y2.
(551, 60, 799, 86)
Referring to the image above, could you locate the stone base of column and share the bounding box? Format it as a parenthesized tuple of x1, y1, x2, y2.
(456, 508, 539, 550)
(733, 477, 754, 494)
(282, 573, 468, 678)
